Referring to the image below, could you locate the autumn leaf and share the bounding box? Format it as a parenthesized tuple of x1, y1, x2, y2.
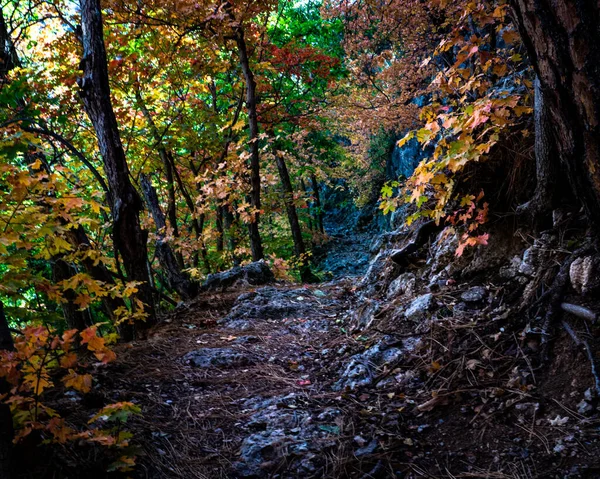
(63, 370, 93, 394)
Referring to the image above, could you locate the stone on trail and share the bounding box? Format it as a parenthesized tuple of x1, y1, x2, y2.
(404, 293, 434, 320)
(221, 287, 336, 330)
(183, 348, 252, 368)
(460, 286, 486, 303)
(201, 260, 274, 292)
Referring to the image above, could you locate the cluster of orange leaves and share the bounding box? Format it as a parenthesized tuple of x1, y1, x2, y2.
(0, 324, 140, 471)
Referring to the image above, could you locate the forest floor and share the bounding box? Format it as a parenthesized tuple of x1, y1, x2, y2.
(85, 224, 600, 479)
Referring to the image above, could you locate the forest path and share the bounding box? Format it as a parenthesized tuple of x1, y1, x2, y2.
(104, 280, 364, 478)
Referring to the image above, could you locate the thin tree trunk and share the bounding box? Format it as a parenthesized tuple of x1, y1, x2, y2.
(274, 153, 315, 282)
(140, 174, 198, 300)
(67, 226, 134, 340)
(223, 204, 240, 265)
(234, 27, 264, 261)
(52, 259, 90, 330)
(167, 153, 211, 273)
(518, 77, 562, 222)
(510, 0, 600, 228)
(216, 205, 224, 252)
(136, 90, 184, 268)
(78, 0, 155, 330)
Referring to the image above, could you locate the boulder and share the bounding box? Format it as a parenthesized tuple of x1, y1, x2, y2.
(201, 260, 274, 292)
(221, 287, 336, 329)
(334, 336, 421, 391)
(183, 348, 252, 368)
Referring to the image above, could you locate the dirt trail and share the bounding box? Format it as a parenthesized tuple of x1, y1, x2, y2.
(104, 282, 363, 478)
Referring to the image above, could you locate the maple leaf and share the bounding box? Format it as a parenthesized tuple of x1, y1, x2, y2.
(80, 326, 105, 352)
(63, 370, 93, 394)
(74, 293, 93, 310)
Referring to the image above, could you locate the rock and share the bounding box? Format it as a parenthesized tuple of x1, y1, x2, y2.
(184, 348, 252, 368)
(577, 399, 593, 415)
(354, 435, 367, 447)
(499, 256, 522, 279)
(517, 235, 557, 278)
(221, 287, 337, 329)
(359, 250, 401, 298)
(387, 272, 416, 299)
(461, 286, 486, 303)
(427, 228, 459, 274)
(518, 247, 537, 276)
(334, 336, 420, 391)
(355, 439, 378, 456)
(317, 408, 341, 421)
(236, 429, 290, 477)
(404, 293, 434, 320)
(349, 299, 380, 331)
(201, 260, 274, 292)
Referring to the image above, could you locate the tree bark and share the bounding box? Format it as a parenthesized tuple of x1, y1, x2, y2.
(234, 27, 264, 261)
(517, 76, 562, 221)
(510, 0, 600, 227)
(274, 153, 316, 282)
(77, 0, 156, 329)
(140, 174, 198, 300)
(52, 259, 90, 330)
(216, 205, 224, 252)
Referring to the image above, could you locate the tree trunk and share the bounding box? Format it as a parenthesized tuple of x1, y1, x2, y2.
(223, 204, 240, 265)
(140, 174, 198, 300)
(77, 0, 156, 329)
(235, 28, 264, 261)
(66, 226, 134, 340)
(517, 76, 562, 222)
(165, 153, 209, 272)
(52, 259, 90, 330)
(216, 205, 224, 253)
(136, 90, 184, 268)
(274, 154, 315, 282)
(510, 0, 600, 227)
(0, 303, 13, 479)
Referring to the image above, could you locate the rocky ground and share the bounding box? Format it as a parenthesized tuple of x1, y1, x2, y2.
(83, 217, 600, 478)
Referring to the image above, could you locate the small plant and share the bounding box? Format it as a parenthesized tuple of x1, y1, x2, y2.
(0, 324, 141, 472)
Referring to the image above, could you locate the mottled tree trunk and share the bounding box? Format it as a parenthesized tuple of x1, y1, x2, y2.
(518, 77, 562, 221)
(140, 174, 198, 300)
(510, 0, 600, 227)
(235, 28, 264, 261)
(78, 0, 155, 329)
